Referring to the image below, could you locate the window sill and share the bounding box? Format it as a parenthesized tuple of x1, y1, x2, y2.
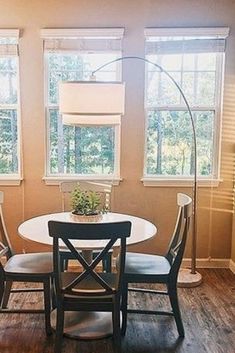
(0, 175, 23, 186)
(43, 176, 122, 186)
(141, 177, 222, 187)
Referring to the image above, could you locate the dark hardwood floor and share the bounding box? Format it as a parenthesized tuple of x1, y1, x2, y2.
(0, 269, 234, 353)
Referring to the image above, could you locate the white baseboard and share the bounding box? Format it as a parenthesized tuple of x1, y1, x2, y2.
(229, 259, 235, 274)
(182, 258, 230, 269)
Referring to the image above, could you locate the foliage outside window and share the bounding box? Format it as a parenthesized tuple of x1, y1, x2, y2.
(0, 33, 20, 178)
(144, 28, 228, 182)
(43, 29, 123, 180)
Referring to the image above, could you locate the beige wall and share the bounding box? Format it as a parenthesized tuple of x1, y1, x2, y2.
(232, 215, 235, 262)
(0, 0, 235, 260)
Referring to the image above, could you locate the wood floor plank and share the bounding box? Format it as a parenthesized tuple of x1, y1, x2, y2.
(0, 269, 234, 353)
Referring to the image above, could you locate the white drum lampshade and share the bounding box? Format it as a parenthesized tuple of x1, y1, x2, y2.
(62, 114, 121, 126)
(59, 81, 125, 125)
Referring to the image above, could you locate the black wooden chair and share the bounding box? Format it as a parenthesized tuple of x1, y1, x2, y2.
(48, 220, 131, 353)
(0, 191, 53, 336)
(119, 193, 192, 337)
(59, 181, 113, 272)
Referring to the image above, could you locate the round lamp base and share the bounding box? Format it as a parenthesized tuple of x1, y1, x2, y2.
(177, 268, 202, 288)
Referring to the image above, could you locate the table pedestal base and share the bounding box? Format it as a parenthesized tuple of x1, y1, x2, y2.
(51, 310, 113, 339)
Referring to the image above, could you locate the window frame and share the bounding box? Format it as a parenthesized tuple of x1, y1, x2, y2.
(142, 27, 229, 187)
(0, 29, 22, 185)
(42, 28, 124, 185)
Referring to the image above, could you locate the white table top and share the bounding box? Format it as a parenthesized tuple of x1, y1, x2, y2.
(18, 212, 157, 250)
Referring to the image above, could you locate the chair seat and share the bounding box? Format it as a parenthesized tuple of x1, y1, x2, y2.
(61, 272, 117, 298)
(4, 252, 53, 275)
(124, 252, 171, 276)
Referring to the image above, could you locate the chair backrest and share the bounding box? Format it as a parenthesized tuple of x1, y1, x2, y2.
(48, 220, 131, 297)
(166, 193, 192, 277)
(0, 191, 13, 260)
(59, 181, 112, 212)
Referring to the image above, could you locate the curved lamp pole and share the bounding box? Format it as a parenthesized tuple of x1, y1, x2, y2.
(60, 56, 202, 286)
(92, 56, 202, 286)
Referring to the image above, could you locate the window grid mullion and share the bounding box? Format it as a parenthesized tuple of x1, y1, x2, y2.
(146, 106, 216, 111)
(180, 52, 184, 106)
(194, 54, 198, 107)
(0, 104, 18, 109)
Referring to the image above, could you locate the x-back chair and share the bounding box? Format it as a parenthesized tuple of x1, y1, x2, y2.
(48, 220, 131, 353)
(119, 193, 192, 337)
(0, 191, 53, 335)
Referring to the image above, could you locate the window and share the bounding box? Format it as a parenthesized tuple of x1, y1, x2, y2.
(41, 28, 124, 184)
(0, 29, 21, 184)
(144, 27, 229, 186)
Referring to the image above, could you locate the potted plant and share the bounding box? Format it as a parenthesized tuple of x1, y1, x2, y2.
(70, 185, 103, 218)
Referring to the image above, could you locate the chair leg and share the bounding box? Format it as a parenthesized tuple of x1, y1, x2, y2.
(103, 253, 112, 272)
(62, 259, 69, 272)
(54, 305, 64, 353)
(2, 280, 13, 308)
(112, 299, 121, 353)
(43, 278, 52, 336)
(168, 284, 185, 337)
(121, 282, 128, 336)
(60, 258, 69, 272)
(51, 278, 57, 310)
(0, 277, 4, 307)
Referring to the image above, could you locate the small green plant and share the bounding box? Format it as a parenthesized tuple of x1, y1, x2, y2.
(71, 185, 102, 215)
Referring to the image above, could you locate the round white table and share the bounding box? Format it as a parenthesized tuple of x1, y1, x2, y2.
(18, 211, 156, 249)
(18, 212, 157, 339)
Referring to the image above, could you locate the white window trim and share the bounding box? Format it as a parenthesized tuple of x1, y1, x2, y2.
(144, 27, 229, 38)
(0, 175, 23, 186)
(40, 28, 124, 39)
(142, 177, 222, 187)
(0, 29, 20, 38)
(42, 28, 123, 183)
(0, 30, 22, 185)
(43, 176, 122, 186)
(143, 27, 228, 187)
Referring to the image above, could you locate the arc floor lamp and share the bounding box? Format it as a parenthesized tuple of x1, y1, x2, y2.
(59, 56, 202, 287)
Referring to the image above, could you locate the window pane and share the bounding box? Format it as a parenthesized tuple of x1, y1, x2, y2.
(183, 54, 195, 71)
(146, 110, 214, 177)
(146, 54, 182, 106)
(48, 53, 120, 105)
(48, 54, 84, 104)
(0, 110, 18, 173)
(197, 111, 214, 176)
(146, 71, 181, 106)
(160, 54, 182, 71)
(182, 72, 195, 106)
(196, 72, 216, 106)
(197, 53, 216, 71)
(147, 52, 217, 108)
(148, 54, 182, 71)
(49, 109, 115, 175)
(0, 57, 18, 104)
